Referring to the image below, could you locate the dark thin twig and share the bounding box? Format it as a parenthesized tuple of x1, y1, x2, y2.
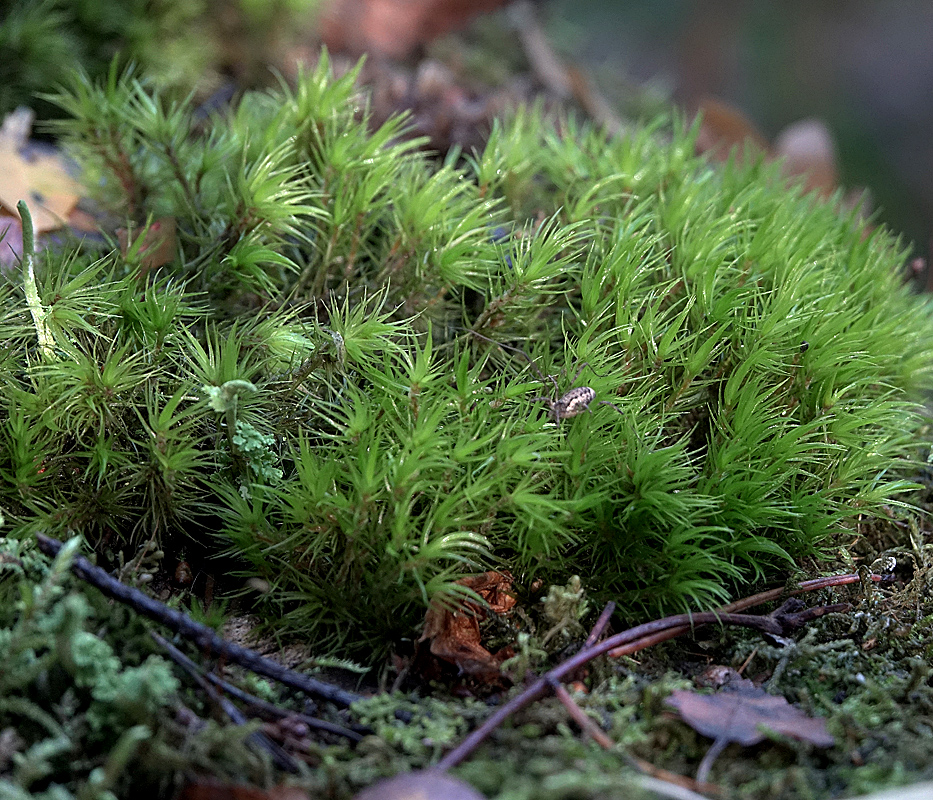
(36, 533, 362, 708)
(605, 601, 851, 656)
(437, 592, 856, 771)
(151, 632, 363, 742)
(719, 572, 888, 613)
(153, 633, 300, 773)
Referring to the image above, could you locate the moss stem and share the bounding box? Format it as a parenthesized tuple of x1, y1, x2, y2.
(17, 201, 55, 360)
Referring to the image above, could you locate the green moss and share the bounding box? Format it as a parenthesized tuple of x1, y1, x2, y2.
(0, 0, 323, 119)
(2, 56, 932, 665)
(0, 0, 208, 118)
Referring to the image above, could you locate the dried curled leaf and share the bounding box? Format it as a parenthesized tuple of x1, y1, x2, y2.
(420, 571, 516, 681)
(666, 685, 835, 748)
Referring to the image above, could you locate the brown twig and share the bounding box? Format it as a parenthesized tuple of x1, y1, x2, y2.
(36, 533, 362, 708)
(508, 0, 627, 137)
(508, 0, 572, 98)
(608, 572, 885, 657)
(542, 601, 619, 748)
(583, 600, 616, 649)
(549, 678, 614, 749)
(629, 760, 719, 799)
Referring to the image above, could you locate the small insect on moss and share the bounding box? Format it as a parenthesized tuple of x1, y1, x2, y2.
(533, 385, 597, 422)
(468, 331, 622, 424)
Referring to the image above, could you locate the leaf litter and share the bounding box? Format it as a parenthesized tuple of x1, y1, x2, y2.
(666, 671, 835, 784)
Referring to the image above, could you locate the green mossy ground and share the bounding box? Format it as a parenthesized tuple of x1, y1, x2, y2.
(2, 535, 933, 799)
(2, 53, 933, 798)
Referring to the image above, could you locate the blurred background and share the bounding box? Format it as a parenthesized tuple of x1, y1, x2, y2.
(2, 0, 932, 258)
(549, 0, 933, 260)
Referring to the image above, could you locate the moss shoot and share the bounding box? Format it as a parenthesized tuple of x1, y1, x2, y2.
(2, 55, 932, 662)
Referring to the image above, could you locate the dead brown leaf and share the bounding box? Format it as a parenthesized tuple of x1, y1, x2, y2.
(419, 571, 516, 681)
(0, 108, 80, 234)
(772, 118, 838, 198)
(694, 98, 847, 204)
(66, 206, 102, 234)
(353, 771, 484, 800)
(695, 96, 770, 160)
(666, 685, 835, 748)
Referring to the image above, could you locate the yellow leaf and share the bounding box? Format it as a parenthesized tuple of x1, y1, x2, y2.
(0, 108, 80, 234)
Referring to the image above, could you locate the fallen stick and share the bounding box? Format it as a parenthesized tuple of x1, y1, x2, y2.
(153, 632, 301, 773)
(36, 533, 362, 708)
(151, 632, 364, 742)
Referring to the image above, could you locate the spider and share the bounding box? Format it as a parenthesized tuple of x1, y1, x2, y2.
(467, 330, 623, 423)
